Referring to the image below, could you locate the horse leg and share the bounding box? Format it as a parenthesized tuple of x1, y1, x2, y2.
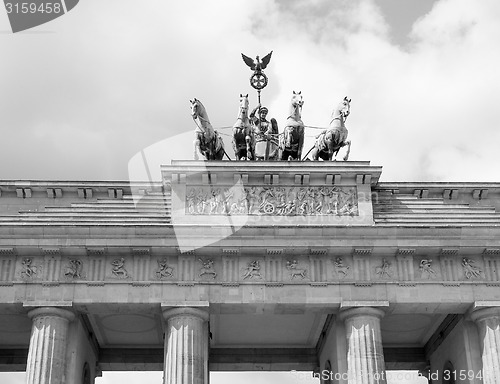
(280, 148, 287, 161)
(297, 131, 304, 161)
(216, 147, 225, 161)
(343, 140, 351, 161)
(245, 135, 252, 160)
(194, 139, 200, 160)
(311, 148, 318, 161)
(232, 133, 238, 160)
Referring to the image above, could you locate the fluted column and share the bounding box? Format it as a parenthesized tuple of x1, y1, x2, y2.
(162, 307, 209, 384)
(339, 307, 387, 384)
(471, 307, 500, 384)
(26, 307, 75, 384)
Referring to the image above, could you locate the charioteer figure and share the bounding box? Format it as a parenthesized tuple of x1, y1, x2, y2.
(250, 104, 279, 160)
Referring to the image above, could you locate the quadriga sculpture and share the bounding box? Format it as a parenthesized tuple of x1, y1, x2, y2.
(311, 96, 352, 161)
(232, 94, 254, 160)
(279, 91, 305, 161)
(191, 98, 225, 160)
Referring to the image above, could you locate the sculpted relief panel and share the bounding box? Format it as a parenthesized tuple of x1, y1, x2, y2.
(185, 185, 358, 216)
(0, 250, 496, 285)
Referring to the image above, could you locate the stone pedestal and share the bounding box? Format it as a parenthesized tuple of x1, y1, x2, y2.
(471, 307, 500, 384)
(162, 307, 209, 384)
(339, 307, 387, 384)
(26, 307, 75, 384)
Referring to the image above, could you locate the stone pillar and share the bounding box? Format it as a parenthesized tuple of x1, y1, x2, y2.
(26, 307, 75, 384)
(471, 307, 500, 384)
(162, 307, 209, 384)
(339, 307, 387, 384)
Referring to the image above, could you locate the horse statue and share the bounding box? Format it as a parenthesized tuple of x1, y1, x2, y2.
(311, 96, 352, 161)
(191, 98, 225, 160)
(279, 91, 305, 161)
(232, 94, 254, 160)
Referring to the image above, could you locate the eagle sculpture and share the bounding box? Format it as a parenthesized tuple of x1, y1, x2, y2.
(241, 51, 273, 73)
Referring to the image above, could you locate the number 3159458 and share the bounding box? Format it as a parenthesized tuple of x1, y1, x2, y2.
(5, 3, 62, 14)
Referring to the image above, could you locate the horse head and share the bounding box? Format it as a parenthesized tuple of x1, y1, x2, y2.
(332, 96, 351, 122)
(238, 94, 249, 116)
(291, 90, 304, 108)
(190, 98, 201, 120)
(287, 91, 304, 122)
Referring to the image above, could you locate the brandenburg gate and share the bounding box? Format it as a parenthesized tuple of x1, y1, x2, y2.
(0, 160, 500, 384)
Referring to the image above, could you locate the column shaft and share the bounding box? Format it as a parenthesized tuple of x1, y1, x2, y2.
(163, 307, 209, 384)
(340, 307, 386, 384)
(471, 307, 500, 384)
(26, 307, 75, 384)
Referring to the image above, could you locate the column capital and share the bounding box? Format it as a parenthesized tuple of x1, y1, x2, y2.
(162, 307, 209, 322)
(470, 307, 500, 323)
(339, 306, 386, 322)
(27, 307, 75, 322)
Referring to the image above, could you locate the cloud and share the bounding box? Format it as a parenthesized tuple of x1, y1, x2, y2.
(0, 0, 499, 183)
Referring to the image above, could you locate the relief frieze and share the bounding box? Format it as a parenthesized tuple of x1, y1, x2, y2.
(419, 259, 436, 279)
(286, 259, 307, 280)
(242, 260, 262, 280)
(111, 258, 129, 279)
(156, 259, 174, 279)
(375, 258, 393, 279)
(64, 259, 83, 279)
(20, 258, 40, 280)
(332, 257, 350, 278)
(185, 185, 358, 216)
(462, 258, 483, 279)
(199, 258, 217, 279)
(3, 253, 497, 285)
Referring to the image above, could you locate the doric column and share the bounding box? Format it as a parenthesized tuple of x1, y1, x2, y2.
(162, 307, 209, 384)
(339, 307, 387, 384)
(26, 307, 75, 384)
(471, 307, 500, 384)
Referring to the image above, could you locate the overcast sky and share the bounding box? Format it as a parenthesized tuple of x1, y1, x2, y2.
(1, 0, 499, 183)
(0, 0, 498, 383)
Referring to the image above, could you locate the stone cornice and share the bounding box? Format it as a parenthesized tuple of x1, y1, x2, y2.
(376, 182, 500, 192)
(162, 160, 383, 186)
(0, 180, 162, 191)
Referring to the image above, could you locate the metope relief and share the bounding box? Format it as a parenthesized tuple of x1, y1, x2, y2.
(155, 259, 174, 279)
(185, 185, 358, 216)
(286, 260, 307, 280)
(462, 258, 482, 279)
(199, 259, 217, 279)
(242, 260, 262, 280)
(20, 258, 40, 280)
(332, 257, 350, 278)
(375, 259, 393, 278)
(419, 259, 436, 279)
(111, 258, 129, 279)
(64, 259, 83, 279)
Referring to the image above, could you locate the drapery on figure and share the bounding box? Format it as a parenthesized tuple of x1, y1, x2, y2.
(250, 104, 279, 160)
